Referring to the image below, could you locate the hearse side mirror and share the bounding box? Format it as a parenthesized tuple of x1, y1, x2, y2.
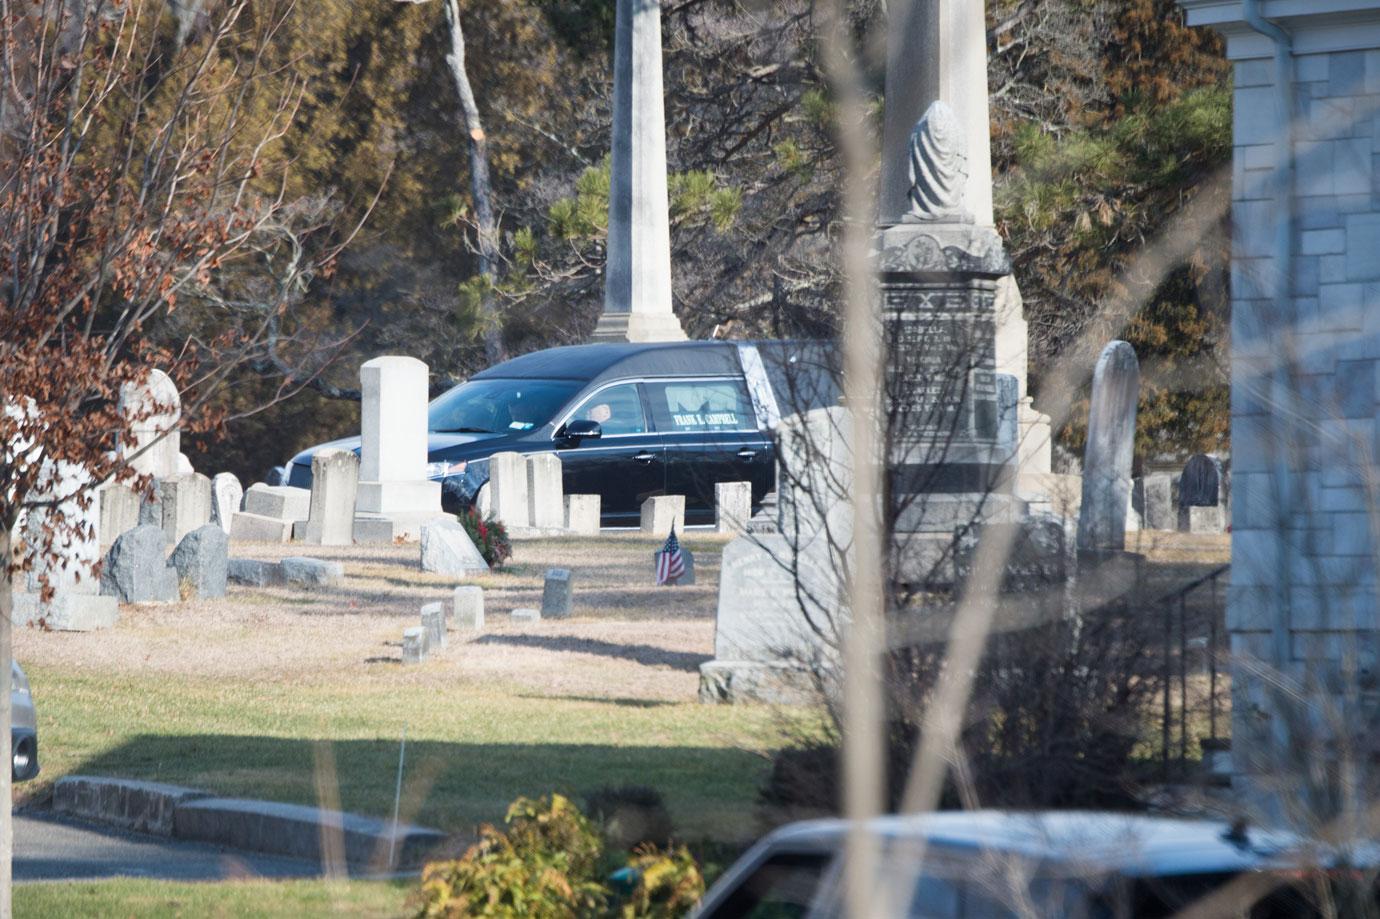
(561, 419, 603, 441)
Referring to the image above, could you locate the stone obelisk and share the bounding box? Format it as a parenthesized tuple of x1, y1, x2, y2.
(592, 0, 687, 343)
(881, 0, 1051, 476)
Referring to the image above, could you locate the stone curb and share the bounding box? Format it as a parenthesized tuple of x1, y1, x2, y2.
(53, 775, 210, 837)
(51, 776, 448, 869)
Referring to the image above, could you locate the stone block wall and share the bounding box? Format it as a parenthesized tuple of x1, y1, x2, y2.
(1182, 0, 1380, 815)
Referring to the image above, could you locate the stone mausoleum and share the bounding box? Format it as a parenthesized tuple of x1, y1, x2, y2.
(1182, 0, 1380, 817)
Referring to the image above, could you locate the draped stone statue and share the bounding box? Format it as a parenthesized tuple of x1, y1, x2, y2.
(906, 100, 972, 223)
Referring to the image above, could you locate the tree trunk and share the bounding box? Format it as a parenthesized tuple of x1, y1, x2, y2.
(0, 522, 13, 919)
(441, 0, 505, 365)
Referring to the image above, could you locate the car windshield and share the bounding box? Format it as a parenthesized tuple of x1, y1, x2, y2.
(428, 378, 582, 434)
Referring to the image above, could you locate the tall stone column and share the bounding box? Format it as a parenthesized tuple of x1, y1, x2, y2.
(880, 102, 1025, 583)
(592, 0, 687, 343)
(1181, 0, 1380, 822)
(881, 0, 1051, 477)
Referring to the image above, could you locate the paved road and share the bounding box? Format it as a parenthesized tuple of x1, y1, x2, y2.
(15, 812, 324, 882)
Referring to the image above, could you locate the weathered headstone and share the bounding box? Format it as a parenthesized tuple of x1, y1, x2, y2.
(420, 519, 489, 578)
(421, 601, 447, 650)
(22, 461, 120, 627)
(1179, 454, 1222, 506)
(119, 369, 181, 478)
(23, 461, 100, 596)
(210, 473, 244, 535)
(511, 607, 541, 623)
(138, 481, 163, 528)
(640, 495, 684, 535)
(525, 453, 564, 530)
(98, 482, 142, 552)
(1177, 454, 1226, 533)
(353, 356, 443, 543)
(170, 524, 228, 599)
(954, 514, 1067, 592)
(698, 535, 839, 704)
(487, 452, 529, 530)
(1134, 474, 1174, 531)
(101, 525, 178, 603)
(402, 627, 427, 664)
(654, 547, 695, 586)
(453, 585, 484, 630)
(176, 453, 195, 475)
(305, 450, 359, 546)
(227, 558, 285, 588)
(243, 483, 311, 521)
(279, 557, 344, 588)
(159, 473, 212, 545)
(228, 512, 293, 543)
(1076, 342, 1140, 552)
(12, 591, 118, 631)
(540, 569, 573, 619)
(564, 495, 601, 536)
(714, 481, 752, 535)
(592, 0, 687, 343)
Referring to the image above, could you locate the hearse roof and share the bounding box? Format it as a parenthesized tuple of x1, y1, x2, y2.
(471, 341, 837, 395)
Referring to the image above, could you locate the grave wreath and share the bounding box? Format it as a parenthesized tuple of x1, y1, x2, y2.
(457, 507, 512, 569)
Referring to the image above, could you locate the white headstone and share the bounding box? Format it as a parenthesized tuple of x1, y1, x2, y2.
(453, 585, 485, 630)
(119, 369, 181, 478)
(565, 494, 601, 536)
(421, 601, 447, 650)
(210, 473, 243, 535)
(305, 450, 359, 546)
(243, 483, 311, 521)
(98, 482, 142, 551)
(488, 452, 529, 529)
(525, 453, 564, 530)
(354, 356, 442, 540)
(159, 473, 212, 545)
(640, 495, 685, 535)
(25, 461, 100, 596)
(420, 519, 489, 578)
(714, 481, 752, 535)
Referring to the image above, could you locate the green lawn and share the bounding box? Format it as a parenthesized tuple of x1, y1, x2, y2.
(16, 878, 409, 918)
(25, 664, 799, 843)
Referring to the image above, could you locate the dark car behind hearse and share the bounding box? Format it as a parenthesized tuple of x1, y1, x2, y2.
(288, 341, 838, 527)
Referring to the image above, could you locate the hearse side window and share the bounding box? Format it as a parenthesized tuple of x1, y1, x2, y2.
(646, 379, 754, 433)
(569, 383, 647, 436)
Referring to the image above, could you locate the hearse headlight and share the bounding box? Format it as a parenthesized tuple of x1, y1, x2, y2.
(426, 460, 467, 480)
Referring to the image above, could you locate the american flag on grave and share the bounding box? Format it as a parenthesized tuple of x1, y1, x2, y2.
(655, 527, 686, 585)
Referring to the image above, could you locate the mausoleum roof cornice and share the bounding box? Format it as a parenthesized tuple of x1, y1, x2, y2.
(1182, 0, 1380, 58)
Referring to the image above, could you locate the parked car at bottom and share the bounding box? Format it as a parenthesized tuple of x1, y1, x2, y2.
(288, 341, 838, 527)
(12, 662, 37, 782)
(693, 811, 1380, 918)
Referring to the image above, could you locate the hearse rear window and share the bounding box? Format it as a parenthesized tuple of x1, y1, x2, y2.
(647, 380, 753, 432)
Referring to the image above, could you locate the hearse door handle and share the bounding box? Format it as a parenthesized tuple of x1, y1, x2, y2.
(736, 448, 758, 460)
(632, 451, 657, 464)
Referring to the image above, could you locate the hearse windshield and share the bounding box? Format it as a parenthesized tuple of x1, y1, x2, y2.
(428, 378, 583, 434)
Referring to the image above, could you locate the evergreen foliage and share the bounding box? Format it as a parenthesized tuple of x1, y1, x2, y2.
(154, 0, 1236, 477)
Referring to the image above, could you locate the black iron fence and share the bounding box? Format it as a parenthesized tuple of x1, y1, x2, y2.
(1156, 564, 1230, 781)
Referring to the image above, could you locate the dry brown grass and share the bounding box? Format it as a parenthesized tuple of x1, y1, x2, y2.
(16, 532, 733, 703)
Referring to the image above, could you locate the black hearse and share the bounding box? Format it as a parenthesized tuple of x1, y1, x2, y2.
(287, 341, 837, 526)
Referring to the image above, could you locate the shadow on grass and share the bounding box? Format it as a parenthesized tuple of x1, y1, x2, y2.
(473, 634, 711, 672)
(515, 694, 682, 709)
(64, 735, 771, 843)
